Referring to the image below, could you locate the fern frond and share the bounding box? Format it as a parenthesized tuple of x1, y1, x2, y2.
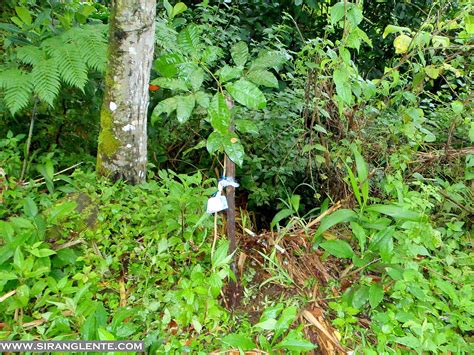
(16, 46, 45, 66)
(42, 37, 89, 90)
(32, 59, 60, 106)
(64, 25, 107, 72)
(0, 68, 33, 114)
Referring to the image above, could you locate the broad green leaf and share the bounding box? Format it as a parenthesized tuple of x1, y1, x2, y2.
(235, 119, 258, 134)
(366, 204, 421, 220)
(246, 70, 279, 88)
(350, 222, 366, 253)
(212, 240, 232, 269)
(221, 334, 256, 351)
(29, 248, 56, 258)
(254, 318, 277, 330)
(393, 34, 411, 54)
(432, 35, 450, 48)
(176, 94, 195, 123)
(226, 79, 266, 109)
(223, 136, 245, 167)
(314, 209, 357, 237)
(369, 283, 384, 308)
(195, 91, 210, 108)
(352, 146, 368, 205)
(275, 331, 316, 352)
(206, 131, 222, 154)
(15, 7, 32, 26)
(250, 50, 287, 71)
(352, 285, 369, 308)
(208, 93, 230, 134)
(271, 208, 293, 228)
(217, 65, 242, 83)
(150, 77, 187, 91)
(48, 202, 76, 224)
(152, 97, 177, 123)
(154, 54, 184, 77)
(171, 2, 187, 18)
(451, 100, 464, 114)
(466, 14, 474, 34)
(383, 25, 412, 38)
(274, 306, 297, 338)
(181, 64, 204, 91)
(330, 2, 345, 25)
(177, 25, 200, 54)
(320, 239, 354, 258)
(98, 327, 115, 341)
(333, 68, 352, 105)
(163, 0, 173, 18)
(14, 247, 25, 270)
(425, 65, 440, 79)
(230, 41, 249, 67)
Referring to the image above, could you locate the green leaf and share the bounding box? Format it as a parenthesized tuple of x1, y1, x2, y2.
(350, 222, 367, 253)
(154, 54, 184, 78)
(320, 240, 354, 258)
(221, 334, 256, 351)
(275, 332, 315, 352)
(465, 14, 474, 34)
(274, 306, 297, 338)
(451, 100, 464, 114)
(314, 209, 357, 237)
(32, 59, 60, 106)
(333, 68, 352, 105)
(177, 25, 200, 54)
(366, 204, 421, 220)
(330, 2, 345, 25)
(383, 25, 412, 38)
(217, 65, 242, 83)
(230, 41, 249, 67)
(432, 35, 450, 48)
(369, 283, 384, 308)
(195, 91, 210, 108)
(425, 65, 440, 79)
(223, 136, 245, 167)
(235, 119, 258, 134)
(250, 50, 287, 71)
(29, 248, 56, 258)
(176, 94, 195, 123)
(393, 34, 411, 54)
(14, 247, 25, 270)
(212, 240, 232, 269)
(246, 70, 279, 88)
(48, 202, 76, 224)
(15, 7, 32, 26)
(352, 285, 369, 308)
(98, 327, 115, 341)
(152, 97, 177, 123)
(226, 79, 266, 109)
(171, 2, 187, 18)
(271, 209, 293, 229)
(206, 131, 222, 154)
(208, 93, 230, 134)
(150, 78, 188, 91)
(254, 318, 277, 330)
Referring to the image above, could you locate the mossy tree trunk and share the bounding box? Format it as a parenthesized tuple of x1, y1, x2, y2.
(96, 0, 156, 184)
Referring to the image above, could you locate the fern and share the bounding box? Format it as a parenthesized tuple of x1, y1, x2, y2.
(0, 24, 107, 114)
(43, 37, 88, 90)
(31, 59, 60, 106)
(64, 25, 108, 72)
(0, 69, 33, 115)
(16, 46, 45, 66)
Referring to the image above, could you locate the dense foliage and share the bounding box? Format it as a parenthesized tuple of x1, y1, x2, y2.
(1, 0, 472, 353)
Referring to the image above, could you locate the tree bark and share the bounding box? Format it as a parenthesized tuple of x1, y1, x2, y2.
(96, 0, 156, 184)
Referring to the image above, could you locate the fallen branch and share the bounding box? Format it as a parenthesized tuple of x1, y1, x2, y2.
(0, 290, 16, 303)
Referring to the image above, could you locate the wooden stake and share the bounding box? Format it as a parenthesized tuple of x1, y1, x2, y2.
(225, 96, 240, 307)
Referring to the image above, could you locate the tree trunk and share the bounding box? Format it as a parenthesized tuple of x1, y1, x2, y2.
(96, 0, 156, 184)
